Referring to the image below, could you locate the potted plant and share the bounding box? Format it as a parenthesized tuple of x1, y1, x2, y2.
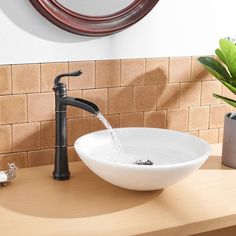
(198, 38, 236, 168)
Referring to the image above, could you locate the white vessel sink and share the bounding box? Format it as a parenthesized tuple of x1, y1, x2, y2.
(74, 128, 211, 191)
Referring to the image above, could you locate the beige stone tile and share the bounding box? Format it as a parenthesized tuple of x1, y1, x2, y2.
(68, 61, 95, 90)
(12, 64, 40, 94)
(157, 83, 180, 109)
(219, 128, 224, 143)
(144, 110, 166, 128)
(95, 115, 120, 131)
(210, 104, 228, 128)
(180, 82, 201, 106)
(68, 117, 95, 145)
(199, 129, 219, 144)
(82, 88, 108, 116)
(0, 94, 27, 124)
(0, 65, 11, 95)
(28, 149, 54, 167)
(109, 87, 133, 114)
(145, 58, 168, 85)
(191, 56, 212, 81)
(68, 146, 80, 162)
(41, 62, 68, 92)
(201, 81, 222, 105)
(28, 92, 54, 122)
(96, 60, 120, 88)
(227, 104, 236, 113)
(121, 59, 145, 86)
(169, 57, 191, 83)
(120, 112, 143, 127)
(221, 85, 236, 101)
(167, 108, 188, 131)
(0, 125, 12, 154)
(133, 85, 156, 111)
(189, 106, 209, 131)
(0, 152, 27, 170)
(40, 121, 55, 149)
(67, 90, 82, 118)
(13, 122, 40, 152)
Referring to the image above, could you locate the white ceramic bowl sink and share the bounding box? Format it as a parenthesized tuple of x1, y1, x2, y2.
(74, 128, 211, 191)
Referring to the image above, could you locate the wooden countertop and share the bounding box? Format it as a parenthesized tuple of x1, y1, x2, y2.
(1, 144, 236, 236)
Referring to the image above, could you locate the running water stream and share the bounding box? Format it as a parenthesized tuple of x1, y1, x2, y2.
(96, 112, 153, 165)
(97, 112, 126, 159)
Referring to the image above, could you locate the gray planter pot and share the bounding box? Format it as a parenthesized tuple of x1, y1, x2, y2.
(222, 112, 236, 168)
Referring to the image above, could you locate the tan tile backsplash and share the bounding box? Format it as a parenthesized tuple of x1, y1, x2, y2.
(191, 56, 212, 82)
(133, 85, 156, 111)
(201, 81, 222, 105)
(28, 92, 54, 122)
(121, 59, 145, 86)
(12, 122, 40, 152)
(145, 58, 168, 85)
(180, 82, 201, 107)
(0, 125, 12, 153)
(108, 86, 133, 114)
(189, 106, 210, 131)
(96, 60, 120, 88)
(0, 65, 11, 95)
(69, 61, 95, 89)
(0, 56, 229, 170)
(144, 110, 166, 128)
(169, 57, 191, 83)
(167, 108, 189, 131)
(12, 64, 40, 94)
(157, 83, 180, 109)
(0, 94, 27, 124)
(41, 62, 68, 92)
(120, 112, 144, 127)
(67, 117, 95, 146)
(82, 88, 108, 116)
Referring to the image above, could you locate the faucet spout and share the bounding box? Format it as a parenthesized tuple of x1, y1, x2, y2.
(52, 70, 99, 181)
(62, 97, 99, 115)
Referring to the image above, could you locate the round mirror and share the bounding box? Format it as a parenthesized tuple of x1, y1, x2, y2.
(56, 0, 134, 16)
(29, 0, 159, 36)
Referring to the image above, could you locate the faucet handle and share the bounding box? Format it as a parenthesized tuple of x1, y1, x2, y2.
(54, 70, 82, 86)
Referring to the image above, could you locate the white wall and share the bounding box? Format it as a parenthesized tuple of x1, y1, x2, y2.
(0, 0, 235, 65)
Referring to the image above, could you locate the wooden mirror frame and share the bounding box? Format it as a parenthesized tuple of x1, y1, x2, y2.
(29, 0, 159, 36)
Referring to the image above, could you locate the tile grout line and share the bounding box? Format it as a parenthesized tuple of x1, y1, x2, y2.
(26, 151, 29, 167)
(167, 57, 170, 83)
(107, 86, 109, 117)
(10, 64, 13, 95)
(208, 105, 211, 130)
(94, 60, 96, 89)
(10, 124, 13, 154)
(187, 106, 190, 132)
(39, 63, 42, 92)
(120, 59, 122, 87)
(67, 61, 70, 89)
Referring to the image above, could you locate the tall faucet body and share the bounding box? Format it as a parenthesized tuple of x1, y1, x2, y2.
(53, 71, 99, 180)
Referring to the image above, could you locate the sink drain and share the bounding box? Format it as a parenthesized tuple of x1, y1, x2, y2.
(133, 160, 153, 165)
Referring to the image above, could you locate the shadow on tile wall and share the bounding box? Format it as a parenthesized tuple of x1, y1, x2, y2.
(0, 56, 231, 170)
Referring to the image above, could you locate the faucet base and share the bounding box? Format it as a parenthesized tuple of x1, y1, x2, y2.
(53, 146, 70, 181)
(53, 174, 70, 181)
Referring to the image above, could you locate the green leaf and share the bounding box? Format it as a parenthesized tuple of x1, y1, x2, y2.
(198, 56, 236, 93)
(215, 48, 227, 65)
(197, 56, 231, 82)
(220, 80, 236, 95)
(219, 39, 236, 78)
(213, 93, 236, 108)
